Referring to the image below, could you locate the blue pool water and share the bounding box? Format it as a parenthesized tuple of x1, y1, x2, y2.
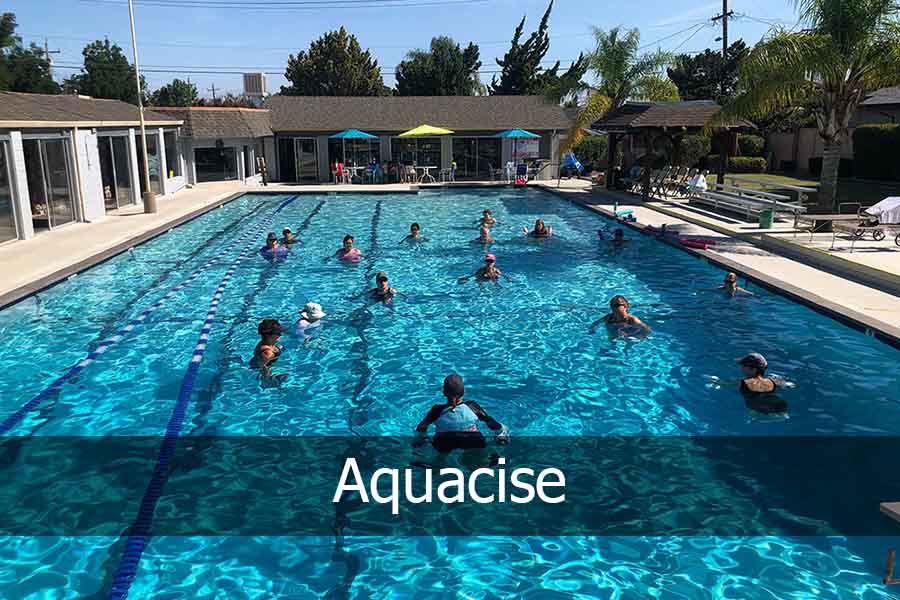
(1, 190, 899, 598)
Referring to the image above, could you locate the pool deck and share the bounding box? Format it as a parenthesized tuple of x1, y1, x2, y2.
(541, 180, 900, 347)
(2, 178, 900, 348)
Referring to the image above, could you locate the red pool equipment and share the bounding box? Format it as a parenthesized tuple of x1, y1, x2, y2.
(680, 238, 718, 250)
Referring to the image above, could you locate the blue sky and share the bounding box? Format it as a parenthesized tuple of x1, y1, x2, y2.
(7, 0, 797, 98)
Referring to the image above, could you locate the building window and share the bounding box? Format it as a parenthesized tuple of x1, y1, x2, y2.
(0, 141, 18, 243)
(391, 137, 439, 166)
(243, 145, 254, 179)
(23, 137, 77, 232)
(164, 131, 181, 177)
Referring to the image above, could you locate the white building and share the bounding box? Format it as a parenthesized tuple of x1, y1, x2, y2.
(151, 107, 274, 186)
(0, 91, 184, 244)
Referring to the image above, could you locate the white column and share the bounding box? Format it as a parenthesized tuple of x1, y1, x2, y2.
(156, 128, 168, 195)
(379, 135, 391, 163)
(127, 129, 141, 204)
(549, 132, 560, 180)
(8, 131, 34, 240)
(440, 137, 452, 170)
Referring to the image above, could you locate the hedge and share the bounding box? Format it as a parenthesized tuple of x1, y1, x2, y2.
(706, 155, 768, 173)
(852, 124, 900, 180)
(674, 135, 710, 167)
(738, 134, 765, 157)
(573, 136, 608, 171)
(809, 156, 854, 177)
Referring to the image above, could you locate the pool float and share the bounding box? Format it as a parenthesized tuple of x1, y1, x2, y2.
(679, 238, 718, 250)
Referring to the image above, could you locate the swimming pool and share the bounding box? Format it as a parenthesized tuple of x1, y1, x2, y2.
(1, 189, 898, 597)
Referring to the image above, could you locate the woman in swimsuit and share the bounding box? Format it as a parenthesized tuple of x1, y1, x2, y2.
(281, 228, 301, 246)
(399, 223, 425, 244)
(525, 218, 551, 238)
(736, 353, 787, 414)
(590, 295, 651, 336)
(260, 232, 289, 262)
(369, 271, 398, 303)
(478, 209, 499, 228)
(472, 224, 493, 245)
(459, 253, 512, 284)
(250, 318, 286, 383)
(415, 374, 509, 453)
(719, 272, 753, 297)
(331, 234, 362, 262)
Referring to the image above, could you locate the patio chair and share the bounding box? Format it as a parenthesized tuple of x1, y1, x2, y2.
(650, 166, 671, 197)
(440, 167, 454, 182)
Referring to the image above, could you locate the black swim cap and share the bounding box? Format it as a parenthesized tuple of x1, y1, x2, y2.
(443, 374, 465, 399)
(258, 319, 284, 336)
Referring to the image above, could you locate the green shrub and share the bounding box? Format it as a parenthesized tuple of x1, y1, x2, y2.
(852, 124, 900, 180)
(738, 134, 765, 157)
(729, 157, 768, 173)
(705, 154, 767, 173)
(573, 136, 608, 171)
(673, 134, 711, 167)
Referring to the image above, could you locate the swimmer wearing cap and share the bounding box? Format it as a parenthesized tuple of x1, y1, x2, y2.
(250, 318, 287, 384)
(415, 374, 509, 453)
(459, 253, 512, 284)
(705, 352, 789, 414)
(369, 271, 398, 303)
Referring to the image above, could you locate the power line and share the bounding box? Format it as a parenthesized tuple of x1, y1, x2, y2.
(80, 0, 490, 9)
(638, 22, 709, 51)
(672, 23, 712, 52)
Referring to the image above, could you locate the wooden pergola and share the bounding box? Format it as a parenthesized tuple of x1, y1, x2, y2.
(590, 100, 754, 188)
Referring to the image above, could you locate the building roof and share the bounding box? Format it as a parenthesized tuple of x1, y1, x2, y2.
(265, 95, 572, 133)
(152, 107, 272, 139)
(592, 100, 753, 132)
(0, 91, 180, 127)
(861, 85, 900, 107)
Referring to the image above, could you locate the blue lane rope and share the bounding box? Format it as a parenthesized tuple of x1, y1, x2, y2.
(107, 195, 300, 599)
(0, 197, 293, 436)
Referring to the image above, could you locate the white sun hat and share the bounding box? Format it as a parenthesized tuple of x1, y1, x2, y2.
(300, 302, 326, 321)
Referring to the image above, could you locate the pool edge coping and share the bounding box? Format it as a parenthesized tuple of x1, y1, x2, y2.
(543, 187, 900, 352)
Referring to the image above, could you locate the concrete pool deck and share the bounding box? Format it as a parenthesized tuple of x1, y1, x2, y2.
(2, 178, 899, 348)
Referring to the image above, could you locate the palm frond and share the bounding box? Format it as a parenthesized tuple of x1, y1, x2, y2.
(560, 93, 612, 153)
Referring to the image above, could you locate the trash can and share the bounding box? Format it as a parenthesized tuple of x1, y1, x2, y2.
(758, 208, 774, 229)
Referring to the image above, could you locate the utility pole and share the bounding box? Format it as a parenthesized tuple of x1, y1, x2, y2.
(43, 37, 61, 78)
(711, 0, 733, 98)
(127, 0, 158, 214)
(207, 83, 218, 102)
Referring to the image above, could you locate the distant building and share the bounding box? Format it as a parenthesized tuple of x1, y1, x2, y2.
(0, 91, 183, 244)
(265, 95, 572, 183)
(152, 107, 273, 185)
(852, 85, 900, 126)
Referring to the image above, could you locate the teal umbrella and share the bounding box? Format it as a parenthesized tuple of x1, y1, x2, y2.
(329, 129, 378, 167)
(494, 129, 541, 166)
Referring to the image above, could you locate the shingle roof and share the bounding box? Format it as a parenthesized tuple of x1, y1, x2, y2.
(861, 85, 900, 106)
(593, 100, 753, 131)
(265, 95, 572, 132)
(152, 107, 272, 139)
(0, 91, 179, 125)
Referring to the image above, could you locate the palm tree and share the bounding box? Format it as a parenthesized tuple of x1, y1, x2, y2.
(563, 27, 673, 150)
(717, 0, 900, 212)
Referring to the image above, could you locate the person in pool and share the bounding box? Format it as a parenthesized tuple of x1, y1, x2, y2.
(459, 253, 511, 284)
(281, 227, 301, 246)
(415, 374, 509, 453)
(477, 209, 499, 228)
(736, 353, 788, 414)
(719, 272, 753, 297)
(297, 302, 326, 335)
(329, 234, 362, 262)
(369, 271, 398, 303)
(589, 295, 651, 336)
(260, 232, 288, 262)
(250, 318, 286, 383)
(524, 219, 552, 238)
(611, 228, 629, 247)
(472, 224, 493, 245)
(399, 223, 425, 244)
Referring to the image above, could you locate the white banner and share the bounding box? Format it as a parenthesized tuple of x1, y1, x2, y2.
(512, 139, 540, 160)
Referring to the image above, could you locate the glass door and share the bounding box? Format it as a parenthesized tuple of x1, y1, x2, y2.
(135, 133, 163, 195)
(112, 136, 133, 206)
(43, 138, 76, 228)
(452, 138, 477, 178)
(98, 137, 118, 212)
(99, 136, 136, 212)
(294, 138, 319, 184)
(0, 141, 18, 243)
(476, 138, 501, 179)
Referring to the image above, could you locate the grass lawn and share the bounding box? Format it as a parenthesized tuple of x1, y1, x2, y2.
(710, 172, 900, 209)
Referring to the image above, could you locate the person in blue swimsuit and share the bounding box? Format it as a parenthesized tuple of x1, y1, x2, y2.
(415, 374, 509, 453)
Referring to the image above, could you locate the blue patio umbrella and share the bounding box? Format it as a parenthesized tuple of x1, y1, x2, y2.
(494, 128, 541, 166)
(329, 129, 378, 167)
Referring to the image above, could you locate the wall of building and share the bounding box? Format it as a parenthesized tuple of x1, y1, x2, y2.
(3, 131, 34, 240)
(182, 137, 267, 185)
(73, 127, 105, 222)
(767, 128, 855, 174)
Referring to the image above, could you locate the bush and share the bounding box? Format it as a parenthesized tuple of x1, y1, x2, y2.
(808, 156, 854, 177)
(705, 154, 768, 173)
(738, 134, 765, 157)
(673, 134, 711, 167)
(852, 124, 900, 180)
(573, 136, 608, 171)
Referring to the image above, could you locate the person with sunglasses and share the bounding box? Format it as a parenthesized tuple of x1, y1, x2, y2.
(250, 318, 287, 384)
(589, 295, 651, 336)
(369, 271, 399, 303)
(260, 232, 289, 263)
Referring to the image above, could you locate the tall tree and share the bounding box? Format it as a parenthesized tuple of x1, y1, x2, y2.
(490, 1, 587, 97)
(196, 93, 256, 107)
(63, 39, 145, 104)
(667, 40, 748, 102)
(395, 36, 481, 96)
(282, 28, 387, 96)
(149, 78, 199, 106)
(0, 12, 60, 94)
(717, 0, 900, 211)
(562, 27, 673, 150)
(632, 74, 680, 102)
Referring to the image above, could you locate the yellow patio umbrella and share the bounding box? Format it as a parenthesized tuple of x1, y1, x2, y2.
(398, 124, 454, 137)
